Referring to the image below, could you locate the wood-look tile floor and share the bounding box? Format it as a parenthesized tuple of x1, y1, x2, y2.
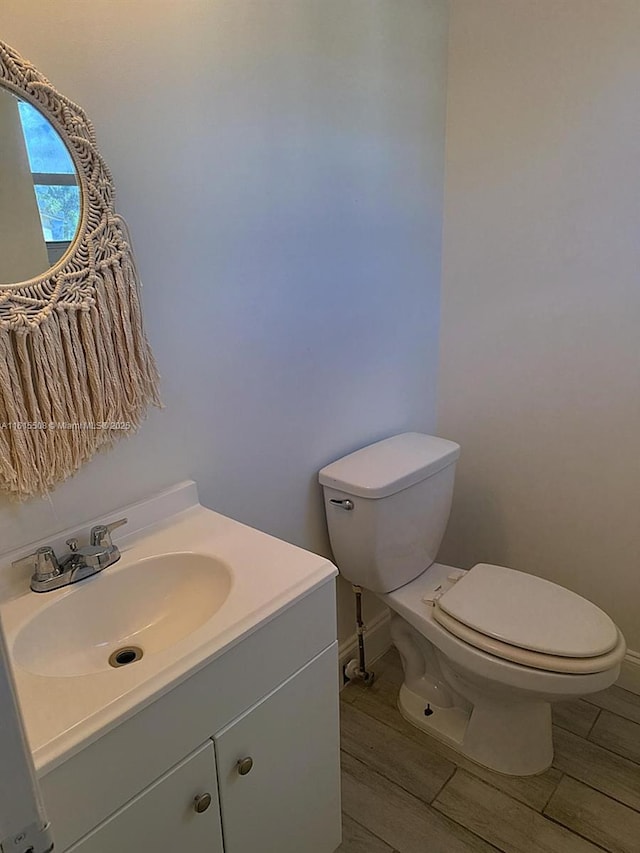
(338, 649, 640, 853)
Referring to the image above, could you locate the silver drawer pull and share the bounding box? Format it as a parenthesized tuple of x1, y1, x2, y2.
(237, 756, 254, 776)
(330, 499, 354, 511)
(193, 792, 212, 813)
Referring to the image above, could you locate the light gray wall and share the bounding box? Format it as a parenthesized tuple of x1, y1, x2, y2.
(439, 0, 640, 660)
(0, 0, 449, 643)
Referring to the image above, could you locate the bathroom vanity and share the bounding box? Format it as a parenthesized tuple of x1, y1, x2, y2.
(0, 483, 341, 853)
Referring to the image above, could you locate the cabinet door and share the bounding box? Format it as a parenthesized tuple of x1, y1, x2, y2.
(214, 643, 341, 853)
(67, 741, 223, 853)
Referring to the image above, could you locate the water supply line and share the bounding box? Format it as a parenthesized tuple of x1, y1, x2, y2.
(343, 585, 375, 685)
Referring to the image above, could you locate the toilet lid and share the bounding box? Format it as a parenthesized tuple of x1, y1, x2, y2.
(433, 607, 626, 673)
(436, 563, 619, 658)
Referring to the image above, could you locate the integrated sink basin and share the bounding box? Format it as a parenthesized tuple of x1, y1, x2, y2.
(13, 552, 233, 677)
(0, 481, 337, 774)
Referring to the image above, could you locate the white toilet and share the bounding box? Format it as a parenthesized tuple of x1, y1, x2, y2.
(319, 432, 626, 776)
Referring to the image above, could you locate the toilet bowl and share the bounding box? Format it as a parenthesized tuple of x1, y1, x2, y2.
(383, 562, 624, 775)
(319, 433, 626, 776)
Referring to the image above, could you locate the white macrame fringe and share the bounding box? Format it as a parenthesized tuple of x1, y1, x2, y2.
(0, 258, 160, 500)
(0, 39, 161, 499)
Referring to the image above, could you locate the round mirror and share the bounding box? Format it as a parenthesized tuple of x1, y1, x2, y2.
(0, 86, 81, 286)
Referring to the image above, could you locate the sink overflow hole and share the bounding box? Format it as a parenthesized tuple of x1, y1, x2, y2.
(109, 646, 143, 668)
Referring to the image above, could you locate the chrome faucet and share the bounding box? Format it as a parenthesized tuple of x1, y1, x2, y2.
(14, 518, 128, 593)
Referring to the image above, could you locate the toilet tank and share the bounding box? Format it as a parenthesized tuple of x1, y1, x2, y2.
(319, 433, 460, 593)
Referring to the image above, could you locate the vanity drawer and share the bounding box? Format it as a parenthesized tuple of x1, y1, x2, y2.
(66, 741, 223, 853)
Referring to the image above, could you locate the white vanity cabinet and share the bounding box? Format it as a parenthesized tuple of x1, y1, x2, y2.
(214, 645, 340, 853)
(66, 742, 224, 853)
(39, 581, 341, 853)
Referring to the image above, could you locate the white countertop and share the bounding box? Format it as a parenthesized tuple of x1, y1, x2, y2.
(0, 483, 337, 776)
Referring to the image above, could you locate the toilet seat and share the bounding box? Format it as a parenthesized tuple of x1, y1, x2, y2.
(433, 606, 626, 673)
(433, 563, 625, 674)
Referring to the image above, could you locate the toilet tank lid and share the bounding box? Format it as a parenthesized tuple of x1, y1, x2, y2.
(318, 433, 460, 499)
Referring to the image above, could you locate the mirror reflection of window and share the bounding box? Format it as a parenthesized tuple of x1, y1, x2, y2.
(0, 90, 49, 283)
(17, 100, 80, 267)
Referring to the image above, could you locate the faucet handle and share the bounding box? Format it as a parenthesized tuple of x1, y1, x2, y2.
(13, 546, 60, 581)
(90, 517, 128, 548)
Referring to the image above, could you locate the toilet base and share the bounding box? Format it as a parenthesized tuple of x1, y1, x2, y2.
(397, 682, 553, 777)
(398, 683, 468, 745)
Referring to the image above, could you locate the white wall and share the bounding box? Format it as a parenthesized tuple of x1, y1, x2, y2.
(439, 0, 640, 676)
(0, 0, 449, 644)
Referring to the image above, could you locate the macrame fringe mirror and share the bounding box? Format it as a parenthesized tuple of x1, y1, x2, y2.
(0, 40, 160, 500)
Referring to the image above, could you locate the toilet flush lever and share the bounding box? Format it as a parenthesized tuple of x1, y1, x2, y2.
(330, 499, 354, 511)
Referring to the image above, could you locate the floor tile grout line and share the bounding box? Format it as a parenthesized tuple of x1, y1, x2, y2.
(340, 810, 396, 851)
(583, 690, 640, 717)
(541, 812, 614, 853)
(341, 696, 458, 768)
(557, 770, 640, 816)
(539, 770, 564, 814)
(343, 758, 639, 853)
(340, 700, 459, 774)
(423, 742, 640, 824)
(430, 793, 511, 853)
(553, 722, 640, 770)
(342, 750, 506, 853)
(588, 706, 640, 733)
(428, 762, 458, 804)
(583, 701, 640, 727)
(339, 741, 455, 810)
(585, 706, 602, 738)
(346, 699, 407, 740)
(420, 741, 640, 830)
(584, 734, 640, 768)
(428, 747, 640, 850)
(553, 719, 595, 738)
(435, 779, 613, 853)
(343, 796, 506, 853)
(434, 768, 561, 820)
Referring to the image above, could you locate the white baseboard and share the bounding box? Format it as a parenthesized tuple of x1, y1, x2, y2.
(617, 649, 640, 696)
(338, 608, 392, 682)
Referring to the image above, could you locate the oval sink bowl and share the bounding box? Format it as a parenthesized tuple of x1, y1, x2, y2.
(13, 553, 233, 677)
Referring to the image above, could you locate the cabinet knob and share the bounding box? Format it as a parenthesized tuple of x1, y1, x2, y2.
(193, 792, 212, 813)
(237, 756, 254, 776)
